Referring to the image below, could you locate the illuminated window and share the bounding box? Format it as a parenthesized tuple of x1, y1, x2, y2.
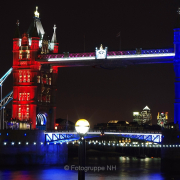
(27, 106, 29, 112)
(27, 93, 30, 101)
(37, 76, 40, 83)
(49, 78, 51, 85)
(27, 113, 29, 120)
(27, 74, 30, 82)
(19, 93, 22, 101)
(18, 113, 21, 120)
(19, 74, 22, 82)
(23, 74, 26, 82)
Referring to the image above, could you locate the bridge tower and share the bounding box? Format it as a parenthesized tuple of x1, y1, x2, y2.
(174, 8, 180, 128)
(12, 7, 58, 130)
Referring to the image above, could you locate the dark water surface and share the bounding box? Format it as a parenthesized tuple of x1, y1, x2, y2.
(0, 156, 179, 180)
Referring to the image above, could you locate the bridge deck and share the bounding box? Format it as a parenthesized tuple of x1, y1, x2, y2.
(37, 49, 174, 67)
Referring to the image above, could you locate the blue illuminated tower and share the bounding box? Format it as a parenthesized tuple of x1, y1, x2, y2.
(174, 8, 180, 127)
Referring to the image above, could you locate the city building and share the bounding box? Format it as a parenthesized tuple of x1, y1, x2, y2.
(133, 106, 152, 125)
(157, 112, 168, 127)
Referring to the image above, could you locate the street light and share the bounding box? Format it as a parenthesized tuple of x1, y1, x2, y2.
(75, 119, 90, 180)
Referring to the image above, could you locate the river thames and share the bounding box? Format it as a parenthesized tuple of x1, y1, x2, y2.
(0, 156, 179, 180)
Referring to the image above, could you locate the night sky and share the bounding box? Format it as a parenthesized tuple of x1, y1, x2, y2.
(1, 0, 180, 127)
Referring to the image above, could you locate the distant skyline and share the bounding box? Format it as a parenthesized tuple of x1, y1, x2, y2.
(1, 0, 180, 127)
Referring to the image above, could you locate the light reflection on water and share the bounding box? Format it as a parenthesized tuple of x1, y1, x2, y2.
(0, 157, 179, 180)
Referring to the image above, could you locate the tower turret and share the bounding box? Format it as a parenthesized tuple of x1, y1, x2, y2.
(13, 20, 21, 66)
(51, 24, 59, 53)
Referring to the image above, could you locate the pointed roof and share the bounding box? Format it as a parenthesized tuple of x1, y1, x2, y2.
(143, 106, 150, 111)
(31, 21, 39, 37)
(14, 20, 21, 38)
(27, 6, 45, 38)
(51, 24, 57, 43)
(175, 7, 180, 28)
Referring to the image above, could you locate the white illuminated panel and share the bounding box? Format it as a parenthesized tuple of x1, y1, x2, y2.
(48, 57, 95, 61)
(107, 53, 175, 59)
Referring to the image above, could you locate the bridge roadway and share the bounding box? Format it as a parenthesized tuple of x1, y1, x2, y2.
(45, 130, 162, 144)
(37, 48, 174, 67)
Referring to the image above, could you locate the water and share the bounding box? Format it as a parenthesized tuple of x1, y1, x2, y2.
(0, 156, 179, 180)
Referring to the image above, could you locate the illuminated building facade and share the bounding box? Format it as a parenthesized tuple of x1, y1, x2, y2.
(157, 112, 168, 127)
(133, 106, 152, 125)
(12, 7, 58, 130)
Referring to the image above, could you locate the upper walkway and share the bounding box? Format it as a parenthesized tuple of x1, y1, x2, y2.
(37, 48, 174, 67)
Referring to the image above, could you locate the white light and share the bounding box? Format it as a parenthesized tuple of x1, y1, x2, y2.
(47, 142, 49, 145)
(66, 142, 68, 144)
(75, 119, 90, 135)
(41, 142, 43, 145)
(117, 144, 119, 146)
(54, 142, 56, 145)
(48, 57, 95, 61)
(12, 142, 14, 145)
(72, 142, 74, 144)
(18, 142, 21, 145)
(26, 142, 28, 145)
(107, 53, 175, 59)
(60, 142, 62, 144)
(34, 142, 36, 145)
(4, 142, 6, 145)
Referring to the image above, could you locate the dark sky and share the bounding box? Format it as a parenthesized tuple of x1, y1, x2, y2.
(1, 0, 180, 127)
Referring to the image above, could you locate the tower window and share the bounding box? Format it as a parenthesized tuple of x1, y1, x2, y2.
(27, 74, 30, 82)
(19, 74, 22, 82)
(27, 93, 30, 101)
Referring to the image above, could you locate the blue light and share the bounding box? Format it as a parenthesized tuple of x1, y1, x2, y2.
(178, 136, 179, 138)
(24, 133, 26, 136)
(7, 133, 8, 136)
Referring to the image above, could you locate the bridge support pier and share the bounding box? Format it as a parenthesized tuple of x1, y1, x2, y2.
(173, 28, 180, 129)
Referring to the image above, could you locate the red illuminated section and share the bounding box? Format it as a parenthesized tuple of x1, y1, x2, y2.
(53, 43, 59, 53)
(12, 32, 40, 129)
(12, 15, 59, 130)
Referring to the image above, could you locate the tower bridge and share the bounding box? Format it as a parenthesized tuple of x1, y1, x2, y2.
(0, 6, 177, 133)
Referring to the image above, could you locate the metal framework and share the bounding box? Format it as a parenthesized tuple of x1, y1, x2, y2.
(45, 131, 162, 143)
(0, 68, 13, 86)
(0, 91, 13, 110)
(119, 133, 161, 143)
(0, 67, 13, 130)
(45, 133, 77, 142)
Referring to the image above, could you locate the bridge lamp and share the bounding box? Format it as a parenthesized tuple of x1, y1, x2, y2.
(75, 119, 90, 180)
(75, 119, 90, 136)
